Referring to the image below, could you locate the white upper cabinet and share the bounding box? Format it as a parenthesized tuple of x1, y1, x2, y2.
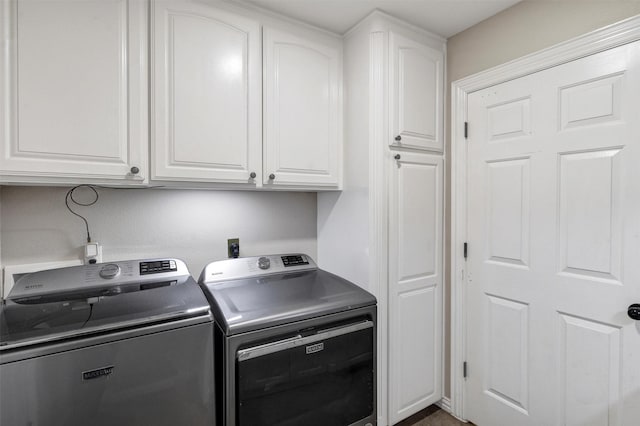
(263, 27, 342, 188)
(151, 0, 261, 185)
(389, 31, 443, 152)
(0, 0, 148, 184)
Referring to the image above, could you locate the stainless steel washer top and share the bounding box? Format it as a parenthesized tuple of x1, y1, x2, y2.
(0, 258, 211, 352)
(198, 254, 377, 335)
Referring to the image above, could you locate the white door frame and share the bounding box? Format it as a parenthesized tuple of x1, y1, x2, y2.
(450, 14, 640, 421)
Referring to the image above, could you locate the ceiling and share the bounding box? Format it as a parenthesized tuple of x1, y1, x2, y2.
(233, 0, 522, 38)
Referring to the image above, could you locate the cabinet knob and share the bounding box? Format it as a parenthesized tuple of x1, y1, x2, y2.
(269, 173, 276, 180)
(395, 135, 402, 142)
(249, 172, 256, 179)
(394, 154, 401, 160)
(130, 166, 140, 175)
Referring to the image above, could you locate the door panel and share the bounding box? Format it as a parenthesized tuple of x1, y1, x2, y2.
(389, 152, 442, 423)
(263, 27, 340, 187)
(485, 295, 529, 415)
(486, 158, 530, 266)
(558, 313, 621, 426)
(389, 32, 443, 152)
(152, 0, 261, 184)
(466, 41, 640, 426)
(559, 149, 622, 280)
(0, 0, 147, 182)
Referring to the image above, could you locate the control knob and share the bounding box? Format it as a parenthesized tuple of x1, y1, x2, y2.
(99, 264, 121, 279)
(257, 257, 271, 270)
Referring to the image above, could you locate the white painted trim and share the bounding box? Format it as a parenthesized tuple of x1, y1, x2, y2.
(437, 396, 452, 414)
(369, 30, 390, 426)
(454, 14, 640, 93)
(345, 9, 446, 42)
(441, 41, 448, 414)
(438, 397, 469, 423)
(450, 14, 640, 422)
(220, 0, 343, 38)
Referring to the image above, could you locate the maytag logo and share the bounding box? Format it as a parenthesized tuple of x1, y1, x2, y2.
(24, 283, 43, 290)
(306, 342, 324, 355)
(82, 366, 114, 381)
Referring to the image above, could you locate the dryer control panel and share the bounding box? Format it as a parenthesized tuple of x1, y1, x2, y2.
(199, 254, 317, 284)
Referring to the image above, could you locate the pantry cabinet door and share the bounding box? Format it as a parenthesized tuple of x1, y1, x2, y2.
(0, 0, 148, 184)
(152, 0, 261, 185)
(263, 27, 341, 188)
(388, 151, 443, 423)
(389, 31, 443, 152)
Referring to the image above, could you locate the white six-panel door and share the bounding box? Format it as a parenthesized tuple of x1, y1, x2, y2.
(466, 40, 640, 426)
(152, 0, 261, 184)
(389, 151, 443, 423)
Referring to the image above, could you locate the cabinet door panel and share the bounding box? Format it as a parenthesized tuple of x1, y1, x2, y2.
(263, 27, 341, 188)
(390, 32, 443, 152)
(389, 152, 443, 423)
(152, 0, 261, 184)
(0, 0, 147, 183)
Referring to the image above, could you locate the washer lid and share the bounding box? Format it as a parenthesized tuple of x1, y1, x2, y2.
(198, 255, 376, 335)
(0, 259, 210, 351)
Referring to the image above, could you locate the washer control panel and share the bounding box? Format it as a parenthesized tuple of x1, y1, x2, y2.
(257, 257, 271, 270)
(200, 254, 317, 284)
(281, 255, 309, 267)
(140, 260, 177, 275)
(99, 264, 121, 279)
(9, 258, 189, 301)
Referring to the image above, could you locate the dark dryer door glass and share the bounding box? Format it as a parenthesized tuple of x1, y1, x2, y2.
(236, 320, 374, 426)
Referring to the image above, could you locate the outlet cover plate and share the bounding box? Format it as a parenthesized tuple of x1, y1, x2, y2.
(227, 238, 239, 258)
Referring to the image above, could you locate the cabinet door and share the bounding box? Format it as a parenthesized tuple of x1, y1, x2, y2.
(0, 0, 148, 184)
(263, 27, 341, 188)
(389, 32, 443, 152)
(152, 0, 261, 185)
(388, 151, 443, 423)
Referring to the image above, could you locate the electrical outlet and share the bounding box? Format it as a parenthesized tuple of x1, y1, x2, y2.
(84, 242, 103, 265)
(227, 238, 240, 258)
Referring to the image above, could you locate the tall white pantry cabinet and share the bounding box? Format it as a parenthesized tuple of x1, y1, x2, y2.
(317, 12, 445, 425)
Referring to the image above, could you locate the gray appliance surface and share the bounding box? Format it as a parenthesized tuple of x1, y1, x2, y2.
(0, 320, 214, 426)
(198, 254, 377, 335)
(0, 258, 215, 426)
(219, 306, 378, 426)
(1, 258, 210, 351)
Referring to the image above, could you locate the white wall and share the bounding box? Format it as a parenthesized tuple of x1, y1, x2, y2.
(317, 25, 371, 291)
(0, 186, 317, 278)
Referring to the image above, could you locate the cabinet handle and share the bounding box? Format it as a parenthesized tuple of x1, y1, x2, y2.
(269, 173, 276, 180)
(394, 154, 401, 160)
(130, 166, 140, 175)
(395, 135, 402, 142)
(249, 172, 256, 179)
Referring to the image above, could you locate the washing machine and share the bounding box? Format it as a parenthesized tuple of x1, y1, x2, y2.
(0, 258, 215, 426)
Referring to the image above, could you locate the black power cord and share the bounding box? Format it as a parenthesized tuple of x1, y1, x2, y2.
(65, 185, 99, 243)
(80, 302, 94, 329)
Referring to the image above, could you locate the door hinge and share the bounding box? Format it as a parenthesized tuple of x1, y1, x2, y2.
(463, 361, 468, 378)
(463, 242, 468, 259)
(464, 122, 468, 139)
